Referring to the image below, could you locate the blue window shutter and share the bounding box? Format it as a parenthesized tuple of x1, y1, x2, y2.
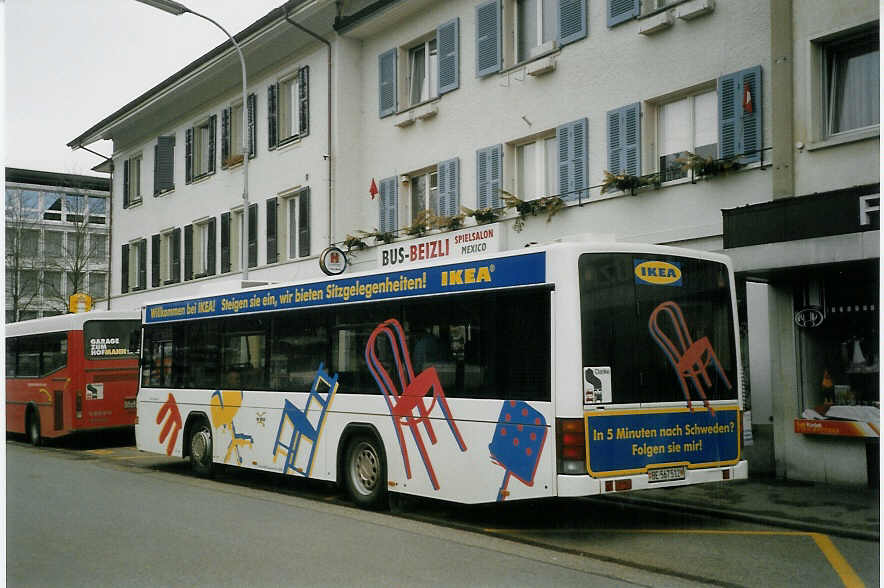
(207, 217, 216, 276)
(221, 212, 231, 273)
(266, 197, 278, 265)
(267, 83, 278, 150)
(247, 93, 257, 158)
(151, 234, 160, 288)
(171, 228, 181, 283)
(378, 49, 397, 118)
(154, 136, 175, 194)
(437, 157, 460, 217)
(184, 224, 193, 281)
(557, 118, 588, 201)
(476, 0, 501, 77)
(608, 0, 639, 27)
(221, 106, 230, 165)
(185, 128, 193, 184)
(476, 145, 502, 209)
(248, 203, 258, 269)
(298, 66, 310, 137)
(719, 65, 763, 163)
(121, 244, 129, 294)
(607, 103, 640, 176)
(559, 0, 587, 46)
(207, 114, 217, 175)
(298, 188, 311, 258)
(137, 239, 147, 291)
(379, 176, 398, 233)
(123, 159, 130, 208)
(437, 18, 460, 95)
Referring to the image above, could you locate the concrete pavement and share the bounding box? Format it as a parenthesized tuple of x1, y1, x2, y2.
(597, 476, 880, 541)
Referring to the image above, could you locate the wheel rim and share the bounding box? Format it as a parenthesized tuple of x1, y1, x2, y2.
(350, 442, 379, 496)
(191, 428, 211, 465)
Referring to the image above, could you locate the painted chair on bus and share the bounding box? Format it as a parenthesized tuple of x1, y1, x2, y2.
(365, 318, 467, 491)
(210, 390, 254, 464)
(648, 301, 732, 413)
(271, 363, 339, 477)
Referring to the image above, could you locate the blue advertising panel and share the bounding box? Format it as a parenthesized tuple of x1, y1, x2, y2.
(586, 407, 740, 476)
(145, 252, 546, 324)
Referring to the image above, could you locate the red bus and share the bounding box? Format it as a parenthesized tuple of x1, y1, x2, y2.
(6, 311, 141, 445)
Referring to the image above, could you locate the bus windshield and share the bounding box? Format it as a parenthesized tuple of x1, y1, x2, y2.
(83, 320, 141, 360)
(579, 253, 737, 405)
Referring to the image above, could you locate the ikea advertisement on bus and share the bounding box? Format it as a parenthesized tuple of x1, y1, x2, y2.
(145, 253, 547, 324)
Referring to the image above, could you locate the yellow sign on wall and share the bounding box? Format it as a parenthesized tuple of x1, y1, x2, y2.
(69, 292, 93, 313)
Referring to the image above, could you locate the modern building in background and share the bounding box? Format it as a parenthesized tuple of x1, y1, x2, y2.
(67, 0, 878, 486)
(5, 168, 111, 322)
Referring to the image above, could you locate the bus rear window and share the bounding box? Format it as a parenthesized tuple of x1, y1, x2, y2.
(84, 320, 141, 360)
(579, 253, 737, 405)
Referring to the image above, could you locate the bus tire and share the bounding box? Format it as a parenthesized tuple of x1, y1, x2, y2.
(189, 418, 214, 478)
(26, 409, 42, 447)
(344, 434, 387, 509)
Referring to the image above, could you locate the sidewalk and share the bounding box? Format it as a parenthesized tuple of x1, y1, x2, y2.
(601, 477, 880, 541)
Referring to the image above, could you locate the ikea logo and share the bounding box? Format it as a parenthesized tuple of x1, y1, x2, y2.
(440, 265, 493, 286)
(634, 260, 682, 286)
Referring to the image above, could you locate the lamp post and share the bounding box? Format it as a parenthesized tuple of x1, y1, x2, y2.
(135, 0, 250, 281)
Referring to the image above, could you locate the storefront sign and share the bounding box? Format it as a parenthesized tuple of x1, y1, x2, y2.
(319, 246, 348, 275)
(586, 407, 741, 476)
(69, 292, 93, 313)
(794, 419, 879, 438)
(376, 224, 500, 269)
(794, 306, 825, 328)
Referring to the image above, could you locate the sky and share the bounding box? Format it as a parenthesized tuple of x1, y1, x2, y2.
(4, 0, 288, 177)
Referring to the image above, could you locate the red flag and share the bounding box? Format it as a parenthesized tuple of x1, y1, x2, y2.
(369, 178, 378, 200)
(742, 82, 753, 114)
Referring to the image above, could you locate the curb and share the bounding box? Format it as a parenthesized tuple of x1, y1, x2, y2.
(596, 494, 879, 542)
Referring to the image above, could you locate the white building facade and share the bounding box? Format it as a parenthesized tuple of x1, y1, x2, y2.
(69, 0, 878, 486)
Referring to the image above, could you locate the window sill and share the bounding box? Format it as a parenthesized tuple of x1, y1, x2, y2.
(153, 188, 175, 198)
(189, 173, 213, 185)
(276, 135, 305, 152)
(500, 46, 561, 76)
(806, 126, 879, 152)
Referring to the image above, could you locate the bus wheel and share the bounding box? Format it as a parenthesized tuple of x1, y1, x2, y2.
(344, 435, 386, 509)
(189, 419, 214, 478)
(26, 411, 42, 447)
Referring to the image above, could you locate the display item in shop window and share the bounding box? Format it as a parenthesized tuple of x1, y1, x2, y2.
(821, 369, 834, 403)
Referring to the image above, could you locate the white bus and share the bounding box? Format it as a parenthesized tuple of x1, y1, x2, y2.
(135, 239, 746, 507)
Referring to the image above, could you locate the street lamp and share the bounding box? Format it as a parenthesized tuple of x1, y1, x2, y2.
(135, 0, 251, 281)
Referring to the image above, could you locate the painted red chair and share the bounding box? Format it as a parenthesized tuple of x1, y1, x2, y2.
(648, 301, 732, 413)
(365, 318, 467, 490)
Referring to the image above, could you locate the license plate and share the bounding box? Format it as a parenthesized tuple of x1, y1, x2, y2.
(124, 398, 136, 410)
(648, 466, 685, 483)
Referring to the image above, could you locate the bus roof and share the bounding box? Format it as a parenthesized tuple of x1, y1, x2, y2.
(5, 310, 141, 338)
(141, 239, 733, 325)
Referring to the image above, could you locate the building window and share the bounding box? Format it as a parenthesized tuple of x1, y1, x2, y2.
(410, 169, 439, 223)
(124, 154, 142, 206)
(185, 115, 217, 183)
(822, 30, 879, 136)
(90, 233, 107, 261)
(514, 135, 558, 200)
(282, 188, 311, 260)
(154, 136, 175, 195)
(44, 270, 63, 300)
(222, 95, 256, 167)
(515, 0, 557, 62)
(87, 196, 107, 224)
(269, 68, 308, 148)
(656, 88, 718, 181)
(89, 272, 106, 299)
(186, 218, 215, 279)
(378, 19, 459, 118)
(408, 37, 438, 106)
(43, 192, 63, 221)
(476, 0, 584, 78)
(44, 231, 63, 258)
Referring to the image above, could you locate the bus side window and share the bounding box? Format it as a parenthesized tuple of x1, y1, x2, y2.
(6, 338, 17, 377)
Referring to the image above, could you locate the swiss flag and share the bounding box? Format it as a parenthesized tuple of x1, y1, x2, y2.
(369, 178, 378, 200)
(742, 82, 753, 114)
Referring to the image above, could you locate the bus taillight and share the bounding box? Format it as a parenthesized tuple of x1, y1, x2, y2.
(556, 418, 586, 475)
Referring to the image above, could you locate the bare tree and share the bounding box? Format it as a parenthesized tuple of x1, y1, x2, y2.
(42, 190, 109, 309)
(5, 191, 44, 321)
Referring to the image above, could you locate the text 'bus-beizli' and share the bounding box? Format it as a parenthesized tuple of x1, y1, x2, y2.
(136, 239, 747, 508)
